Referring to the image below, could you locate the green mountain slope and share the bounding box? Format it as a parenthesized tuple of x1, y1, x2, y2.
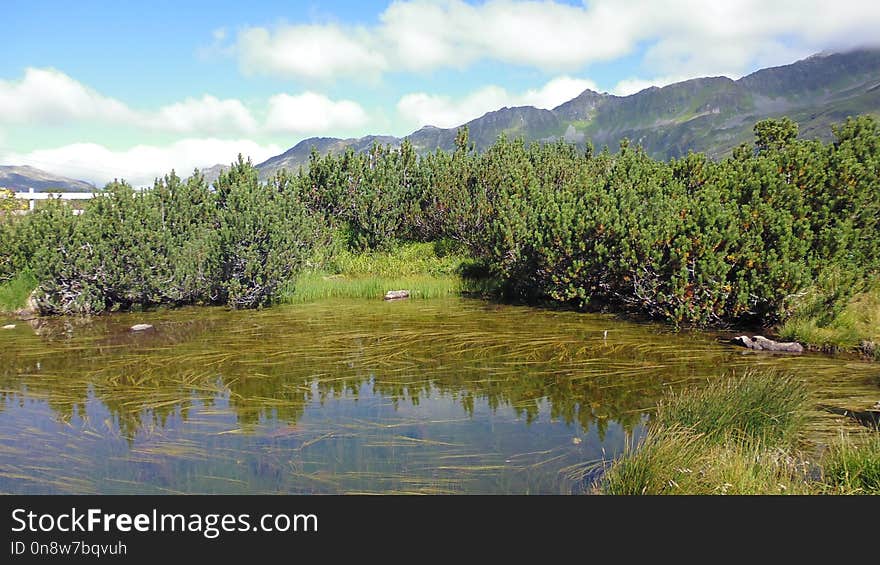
(256, 47, 880, 175)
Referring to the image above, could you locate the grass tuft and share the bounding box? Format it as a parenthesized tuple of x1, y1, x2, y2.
(596, 371, 815, 495)
(780, 281, 880, 359)
(653, 371, 810, 447)
(0, 271, 37, 312)
(820, 434, 880, 494)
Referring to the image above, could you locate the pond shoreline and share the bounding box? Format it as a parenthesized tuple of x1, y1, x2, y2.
(3, 279, 878, 363)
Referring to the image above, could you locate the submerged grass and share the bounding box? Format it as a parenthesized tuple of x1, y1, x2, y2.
(0, 271, 37, 312)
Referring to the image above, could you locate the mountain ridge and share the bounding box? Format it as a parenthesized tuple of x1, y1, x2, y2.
(256, 47, 880, 179)
(0, 165, 95, 193)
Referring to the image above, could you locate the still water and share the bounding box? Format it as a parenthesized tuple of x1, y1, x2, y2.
(1, 298, 877, 494)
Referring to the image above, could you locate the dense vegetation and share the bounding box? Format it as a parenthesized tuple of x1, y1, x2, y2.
(595, 371, 880, 495)
(1, 159, 320, 313)
(1, 116, 878, 338)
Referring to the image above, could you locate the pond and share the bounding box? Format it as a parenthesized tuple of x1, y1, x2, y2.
(1, 298, 878, 494)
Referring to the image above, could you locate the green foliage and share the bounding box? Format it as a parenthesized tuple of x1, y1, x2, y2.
(821, 434, 880, 494)
(280, 241, 472, 303)
(653, 372, 810, 446)
(214, 157, 318, 308)
(0, 188, 25, 216)
(597, 371, 814, 495)
(3, 115, 878, 326)
(22, 158, 319, 314)
(0, 271, 37, 311)
(754, 117, 799, 153)
(462, 115, 880, 327)
(779, 278, 880, 356)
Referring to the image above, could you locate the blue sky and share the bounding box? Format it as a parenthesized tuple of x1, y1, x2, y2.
(2, 0, 878, 185)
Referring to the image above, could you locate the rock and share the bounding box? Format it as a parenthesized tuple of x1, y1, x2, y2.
(130, 324, 154, 332)
(14, 291, 40, 321)
(731, 335, 804, 353)
(820, 404, 880, 429)
(384, 290, 410, 300)
(14, 308, 37, 321)
(2, 324, 15, 330)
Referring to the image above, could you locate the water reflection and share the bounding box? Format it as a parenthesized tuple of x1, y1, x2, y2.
(1, 298, 877, 493)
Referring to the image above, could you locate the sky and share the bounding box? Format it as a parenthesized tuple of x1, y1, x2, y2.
(2, 0, 879, 186)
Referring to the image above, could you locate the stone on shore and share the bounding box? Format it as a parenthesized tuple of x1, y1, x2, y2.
(384, 290, 410, 300)
(731, 335, 804, 353)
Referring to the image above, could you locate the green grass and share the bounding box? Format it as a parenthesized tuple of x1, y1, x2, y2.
(820, 434, 880, 494)
(653, 371, 810, 446)
(779, 280, 880, 360)
(596, 370, 880, 494)
(596, 371, 815, 495)
(283, 272, 464, 303)
(0, 271, 37, 312)
(279, 240, 494, 303)
(598, 427, 812, 495)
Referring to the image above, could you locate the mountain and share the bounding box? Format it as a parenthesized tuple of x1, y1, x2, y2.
(257, 135, 400, 180)
(255, 47, 880, 176)
(0, 165, 95, 192)
(199, 164, 229, 186)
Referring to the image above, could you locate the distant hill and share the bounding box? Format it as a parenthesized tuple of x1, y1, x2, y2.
(0, 165, 95, 192)
(255, 47, 880, 177)
(198, 164, 229, 186)
(257, 135, 399, 180)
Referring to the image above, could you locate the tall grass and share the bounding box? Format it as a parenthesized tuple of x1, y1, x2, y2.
(598, 427, 812, 495)
(596, 371, 814, 495)
(279, 240, 493, 303)
(653, 371, 810, 446)
(820, 434, 880, 494)
(283, 273, 463, 302)
(780, 280, 880, 360)
(0, 271, 37, 312)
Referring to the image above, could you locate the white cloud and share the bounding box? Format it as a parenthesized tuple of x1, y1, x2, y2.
(265, 92, 368, 133)
(397, 76, 597, 128)
(519, 76, 600, 108)
(611, 75, 692, 97)
(237, 24, 387, 80)
(0, 67, 137, 125)
(1, 139, 282, 188)
(153, 95, 258, 135)
(227, 0, 880, 80)
(0, 68, 369, 137)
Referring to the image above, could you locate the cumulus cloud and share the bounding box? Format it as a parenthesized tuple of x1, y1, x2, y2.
(237, 24, 387, 80)
(227, 0, 880, 81)
(611, 75, 692, 96)
(154, 95, 258, 135)
(0, 67, 137, 125)
(397, 76, 598, 128)
(1, 139, 282, 188)
(0, 68, 369, 136)
(265, 92, 369, 133)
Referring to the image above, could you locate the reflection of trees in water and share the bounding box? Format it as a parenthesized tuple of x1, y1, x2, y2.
(0, 300, 780, 440)
(2, 345, 666, 442)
